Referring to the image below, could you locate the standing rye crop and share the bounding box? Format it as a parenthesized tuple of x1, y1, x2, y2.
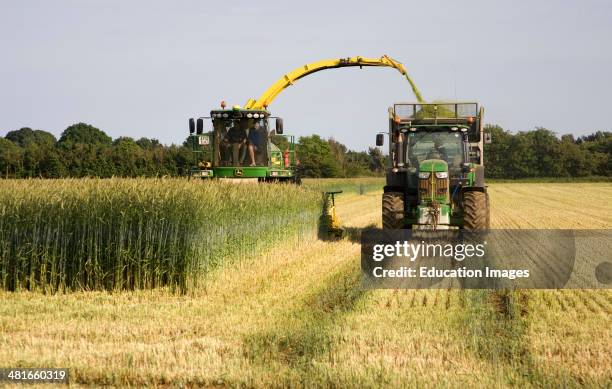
(0, 178, 321, 293)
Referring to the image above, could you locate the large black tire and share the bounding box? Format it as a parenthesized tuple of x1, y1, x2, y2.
(382, 192, 404, 229)
(463, 191, 488, 230)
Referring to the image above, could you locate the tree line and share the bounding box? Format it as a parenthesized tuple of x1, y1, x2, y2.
(484, 125, 610, 179)
(0, 124, 193, 178)
(0, 123, 386, 179)
(0, 122, 609, 179)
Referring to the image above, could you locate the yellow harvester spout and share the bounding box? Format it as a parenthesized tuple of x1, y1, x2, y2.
(244, 55, 424, 110)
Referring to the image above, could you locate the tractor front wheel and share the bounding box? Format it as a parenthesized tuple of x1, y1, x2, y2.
(382, 192, 404, 229)
(463, 191, 488, 230)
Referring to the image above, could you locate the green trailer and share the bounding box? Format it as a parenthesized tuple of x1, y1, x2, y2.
(188, 106, 300, 183)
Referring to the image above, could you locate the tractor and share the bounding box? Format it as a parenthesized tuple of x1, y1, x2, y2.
(376, 102, 491, 230)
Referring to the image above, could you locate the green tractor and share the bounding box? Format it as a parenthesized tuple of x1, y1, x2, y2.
(376, 102, 491, 230)
(188, 105, 300, 183)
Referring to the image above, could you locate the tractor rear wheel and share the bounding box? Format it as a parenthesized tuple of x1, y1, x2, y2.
(382, 192, 404, 229)
(463, 191, 488, 230)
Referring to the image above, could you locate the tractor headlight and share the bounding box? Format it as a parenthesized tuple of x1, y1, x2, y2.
(418, 171, 430, 179)
(222, 113, 229, 118)
(253, 113, 260, 118)
(246, 113, 253, 118)
(435, 172, 448, 179)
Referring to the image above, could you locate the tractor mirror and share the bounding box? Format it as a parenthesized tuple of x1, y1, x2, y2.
(196, 118, 204, 135)
(189, 118, 195, 134)
(484, 132, 492, 144)
(376, 134, 384, 146)
(275, 118, 284, 134)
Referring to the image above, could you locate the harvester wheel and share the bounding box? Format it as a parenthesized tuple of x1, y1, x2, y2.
(382, 192, 404, 229)
(463, 191, 488, 230)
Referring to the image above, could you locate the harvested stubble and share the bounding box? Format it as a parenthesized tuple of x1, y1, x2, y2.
(303, 177, 385, 195)
(0, 178, 320, 292)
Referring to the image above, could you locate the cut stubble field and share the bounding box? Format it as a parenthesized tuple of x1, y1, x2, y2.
(1, 182, 611, 387)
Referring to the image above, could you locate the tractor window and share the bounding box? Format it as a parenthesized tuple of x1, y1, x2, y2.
(213, 118, 235, 167)
(213, 118, 269, 167)
(407, 131, 465, 176)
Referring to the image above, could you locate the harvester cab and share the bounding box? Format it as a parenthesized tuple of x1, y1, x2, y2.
(377, 102, 491, 230)
(188, 105, 299, 182)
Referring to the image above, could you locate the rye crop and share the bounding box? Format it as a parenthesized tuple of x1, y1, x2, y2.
(0, 178, 320, 292)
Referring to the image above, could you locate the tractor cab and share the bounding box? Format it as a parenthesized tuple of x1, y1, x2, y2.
(188, 105, 299, 182)
(378, 102, 491, 230)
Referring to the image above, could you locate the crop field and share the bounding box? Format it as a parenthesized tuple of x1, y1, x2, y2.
(0, 179, 320, 292)
(0, 180, 610, 387)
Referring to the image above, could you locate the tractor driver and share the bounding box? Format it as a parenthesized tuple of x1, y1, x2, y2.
(226, 122, 248, 166)
(426, 137, 448, 162)
(248, 121, 266, 166)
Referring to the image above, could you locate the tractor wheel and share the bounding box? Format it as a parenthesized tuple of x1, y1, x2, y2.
(382, 192, 404, 229)
(463, 191, 488, 230)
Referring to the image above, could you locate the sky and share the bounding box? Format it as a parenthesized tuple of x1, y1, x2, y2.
(1, 0, 611, 151)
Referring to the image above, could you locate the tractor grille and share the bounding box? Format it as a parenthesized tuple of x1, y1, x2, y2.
(419, 178, 429, 196)
(419, 177, 449, 197)
(436, 177, 448, 194)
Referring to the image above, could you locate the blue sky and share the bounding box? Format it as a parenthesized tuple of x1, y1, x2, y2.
(1, 0, 610, 150)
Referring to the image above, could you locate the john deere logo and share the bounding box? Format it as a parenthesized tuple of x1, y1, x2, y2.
(235, 169, 243, 177)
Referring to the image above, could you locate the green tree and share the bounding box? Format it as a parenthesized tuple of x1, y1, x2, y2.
(558, 136, 590, 176)
(39, 152, 66, 178)
(58, 123, 112, 146)
(5, 128, 58, 177)
(112, 137, 145, 176)
(0, 138, 24, 178)
(505, 132, 537, 178)
(345, 151, 371, 177)
(483, 125, 512, 178)
(57, 123, 113, 177)
(368, 147, 386, 174)
(529, 128, 563, 177)
(297, 135, 341, 178)
(6, 127, 56, 148)
(136, 137, 161, 149)
(328, 138, 348, 176)
(578, 131, 611, 176)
